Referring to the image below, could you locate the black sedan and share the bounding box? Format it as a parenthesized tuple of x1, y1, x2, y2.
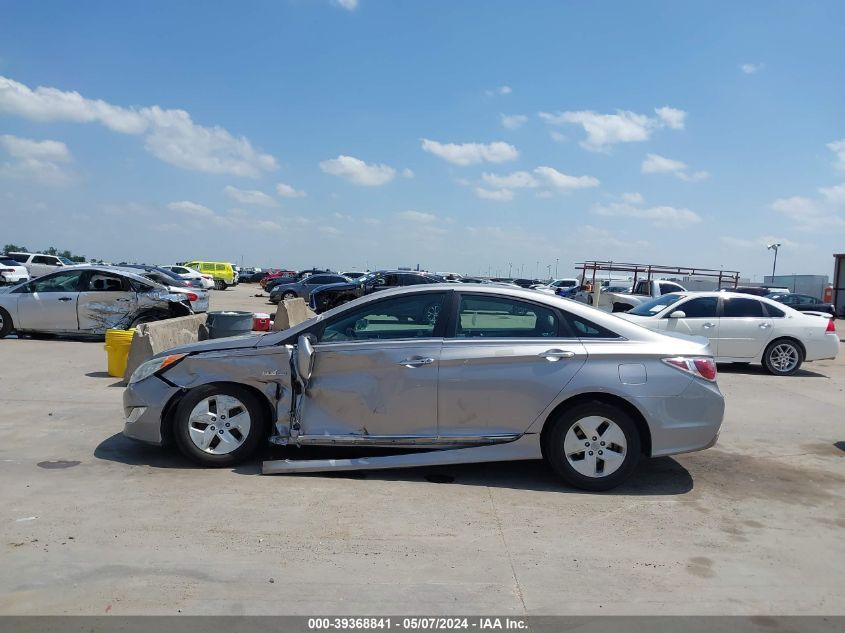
(768, 293, 835, 315)
(309, 270, 442, 313)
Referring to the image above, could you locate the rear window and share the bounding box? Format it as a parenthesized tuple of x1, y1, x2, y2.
(723, 297, 766, 318)
(0, 258, 20, 266)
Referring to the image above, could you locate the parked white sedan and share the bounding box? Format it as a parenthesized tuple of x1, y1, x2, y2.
(616, 291, 839, 375)
(161, 265, 215, 290)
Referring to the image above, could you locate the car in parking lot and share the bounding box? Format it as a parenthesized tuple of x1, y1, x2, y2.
(0, 257, 30, 285)
(616, 291, 839, 375)
(0, 266, 192, 338)
(5, 252, 76, 278)
(122, 284, 724, 491)
(308, 270, 443, 313)
(767, 293, 836, 316)
(268, 273, 351, 304)
(116, 266, 209, 313)
(160, 265, 214, 289)
(182, 261, 236, 290)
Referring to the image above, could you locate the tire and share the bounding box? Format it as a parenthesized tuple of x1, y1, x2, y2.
(762, 338, 804, 376)
(0, 308, 12, 338)
(173, 384, 266, 467)
(544, 401, 641, 491)
(214, 279, 226, 291)
(282, 290, 296, 301)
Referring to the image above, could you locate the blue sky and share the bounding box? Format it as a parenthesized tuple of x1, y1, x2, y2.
(1, 0, 844, 280)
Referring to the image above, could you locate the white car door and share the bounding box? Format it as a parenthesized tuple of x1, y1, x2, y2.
(15, 270, 85, 331)
(660, 295, 719, 345)
(716, 296, 774, 358)
(77, 271, 139, 332)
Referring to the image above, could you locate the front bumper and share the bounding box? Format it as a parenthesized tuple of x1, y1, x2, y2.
(636, 377, 725, 457)
(122, 376, 180, 445)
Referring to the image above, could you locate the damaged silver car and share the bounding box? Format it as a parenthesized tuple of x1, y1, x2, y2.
(122, 285, 724, 490)
(0, 266, 193, 339)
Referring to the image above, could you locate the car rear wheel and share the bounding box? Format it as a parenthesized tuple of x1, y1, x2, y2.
(0, 308, 13, 338)
(214, 279, 227, 290)
(763, 339, 803, 376)
(282, 290, 296, 300)
(545, 401, 641, 491)
(173, 384, 265, 467)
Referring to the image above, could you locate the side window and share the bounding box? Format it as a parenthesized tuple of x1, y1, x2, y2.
(660, 282, 684, 294)
(32, 256, 49, 264)
(319, 293, 447, 343)
(765, 303, 785, 318)
(201, 264, 213, 272)
(674, 297, 718, 318)
(381, 274, 400, 287)
(723, 297, 766, 318)
(564, 313, 621, 339)
(307, 275, 330, 285)
(798, 295, 816, 304)
(215, 264, 226, 271)
(47, 257, 60, 266)
(400, 274, 424, 286)
(85, 273, 127, 292)
(29, 270, 84, 293)
(9, 254, 29, 263)
(457, 295, 559, 338)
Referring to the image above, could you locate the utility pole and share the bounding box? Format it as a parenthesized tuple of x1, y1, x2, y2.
(555, 258, 559, 278)
(767, 243, 781, 279)
(508, 262, 513, 278)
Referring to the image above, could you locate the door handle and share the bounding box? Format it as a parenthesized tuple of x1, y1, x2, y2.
(115, 298, 130, 302)
(57, 297, 73, 302)
(759, 323, 772, 329)
(702, 322, 715, 329)
(398, 357, 435, 367)
(540, 349, 576, 360)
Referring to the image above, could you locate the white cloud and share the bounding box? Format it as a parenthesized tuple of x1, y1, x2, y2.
(771, 194, 845, 231)
(333, 0, 358, 10)
(223, 185, 278, 207)
(401, 167, 415, 178)
(275, 182, 306, 198)
(318, 226, 341, 236)
(539, 106, 686, 152)
(549, 131, 567, 143)
(819, 182, 845, 207)
(829, 138, 845, 171)
(621, 192, 644, 204)
(579, 225, 650, 249)
(486, 85, 512, 97)
(592, 197, 701, 229)
(398, 210, 437, 223)
(740, 63, 763, 75)
(254, 219, 283, 232)
(641, 153, 709, 181)
(481, 171, 538, 189)
(0, 133, 73, 185)
(476, 187, 514, 201)
(319, 154, 396, 186)
(654, 106, 686, 130)
(421, 138, 518, 166)
(167, 200, 215, 217)
(534, 166, 600, 190)
(0, 75, 277, 177)
(500, 113, 528, 130)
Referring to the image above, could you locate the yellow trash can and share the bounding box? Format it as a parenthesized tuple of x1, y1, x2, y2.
(104, 328, 136, 378)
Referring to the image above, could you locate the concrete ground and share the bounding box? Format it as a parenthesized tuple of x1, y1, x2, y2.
(1, 283, 843, 615)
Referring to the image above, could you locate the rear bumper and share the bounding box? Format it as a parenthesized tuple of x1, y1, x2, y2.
(635, 377, 725, 457)
(804, 333, 840, 362)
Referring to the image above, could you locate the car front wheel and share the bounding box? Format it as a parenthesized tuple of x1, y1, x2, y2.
(282, 290, 296, 300)
(173, 384, 265, 467)
(763, 339, 803, 376)
(545, 401, 641, 491)
(0, 308, 13, 338)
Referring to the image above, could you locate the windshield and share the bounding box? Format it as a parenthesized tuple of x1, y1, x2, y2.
(59, 257, 75, 265)
(628, 293, 686, 316)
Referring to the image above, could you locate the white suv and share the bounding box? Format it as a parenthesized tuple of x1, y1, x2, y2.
(6, 252, 75, 278)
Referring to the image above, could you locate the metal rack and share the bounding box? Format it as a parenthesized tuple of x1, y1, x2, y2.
(574, 261, 741, 290)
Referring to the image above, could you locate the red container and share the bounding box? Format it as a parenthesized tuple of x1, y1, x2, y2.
(252, 313, 271, 331)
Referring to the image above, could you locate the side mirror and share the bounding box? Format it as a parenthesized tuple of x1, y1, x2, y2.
(295, 334, 316, 385)
(668, 310, 686, 319)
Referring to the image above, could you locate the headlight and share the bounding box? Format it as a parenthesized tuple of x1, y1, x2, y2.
(128, 353, 187, 384)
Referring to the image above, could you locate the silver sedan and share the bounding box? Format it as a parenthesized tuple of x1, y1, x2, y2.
(122, 284, 724, 490)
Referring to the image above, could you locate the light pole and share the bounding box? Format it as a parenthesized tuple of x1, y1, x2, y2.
(508, 262, 513, 278)
(555, 258, 559, 278)
(767, 243, 781, 279)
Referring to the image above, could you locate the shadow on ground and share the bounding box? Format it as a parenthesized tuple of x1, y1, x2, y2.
(94, 432, 693, 495)
(717, 363, 829, 378)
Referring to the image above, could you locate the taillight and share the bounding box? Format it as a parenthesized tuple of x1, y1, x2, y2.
(662, 356, 718, 382)
(826, 318, 836, 333)
(1, 268, 14, 273)
(186, 292, 198, 302)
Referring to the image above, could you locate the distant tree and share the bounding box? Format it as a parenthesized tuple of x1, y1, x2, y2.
(3, 243, 27, 253)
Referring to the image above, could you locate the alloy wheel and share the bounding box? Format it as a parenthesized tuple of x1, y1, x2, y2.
(769, 343, 799, 373)
(187, 395, 252, 455)
(563, 415, 627, 478)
